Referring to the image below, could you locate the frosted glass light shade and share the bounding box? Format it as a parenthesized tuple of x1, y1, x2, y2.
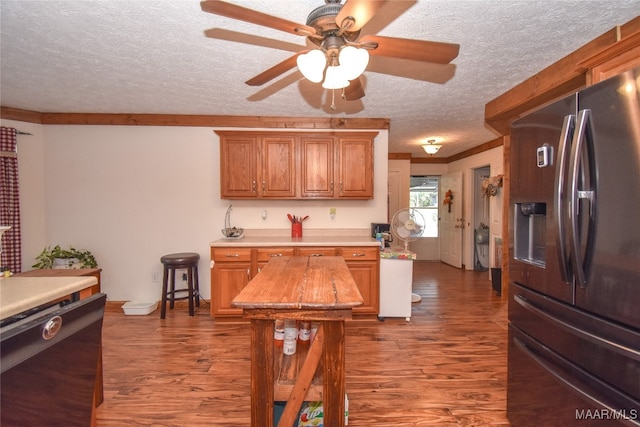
(322, 65, 350, 89)
(296, 49, 326, 83)
(338, 46, 369, 80)
(422, 144, 442, 155)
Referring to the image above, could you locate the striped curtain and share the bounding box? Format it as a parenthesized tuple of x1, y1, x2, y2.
(0, 126, 21, 273)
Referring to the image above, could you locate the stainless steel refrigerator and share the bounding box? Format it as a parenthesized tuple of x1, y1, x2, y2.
(508, 67, 640, 426)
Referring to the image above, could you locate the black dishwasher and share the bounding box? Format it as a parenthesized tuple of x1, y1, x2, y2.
(1, 293, 106, 427)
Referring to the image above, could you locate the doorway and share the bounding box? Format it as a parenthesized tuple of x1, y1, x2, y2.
(473, 166, 491, 271)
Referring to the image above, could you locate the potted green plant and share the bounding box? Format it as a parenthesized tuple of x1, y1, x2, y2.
(32, 245, 98, 269)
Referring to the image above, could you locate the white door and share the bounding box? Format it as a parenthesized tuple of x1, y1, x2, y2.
(440, 171, 463, 268)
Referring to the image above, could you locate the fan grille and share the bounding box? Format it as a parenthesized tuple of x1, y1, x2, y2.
(391, 209, 425, 246)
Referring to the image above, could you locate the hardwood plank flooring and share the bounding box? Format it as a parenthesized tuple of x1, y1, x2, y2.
(96, 262, 509, 426)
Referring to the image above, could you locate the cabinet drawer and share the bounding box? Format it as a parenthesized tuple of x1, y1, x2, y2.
(338, 247, 379, 261)
(212, 247, 252, 262)
(296, 247, 338, 257)
(256, 247, 295, 262)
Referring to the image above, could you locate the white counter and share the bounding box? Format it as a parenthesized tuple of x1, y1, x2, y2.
(0, 276, 98, 320)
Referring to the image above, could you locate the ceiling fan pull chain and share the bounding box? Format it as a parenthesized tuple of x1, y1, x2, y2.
(330, 89, 337, 110)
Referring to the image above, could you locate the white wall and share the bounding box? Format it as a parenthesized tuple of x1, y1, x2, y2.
(2, 120, 388, 302)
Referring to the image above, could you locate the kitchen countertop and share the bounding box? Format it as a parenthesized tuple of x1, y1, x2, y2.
(211, 234, 380, 248)
(0, 276, 98, 320)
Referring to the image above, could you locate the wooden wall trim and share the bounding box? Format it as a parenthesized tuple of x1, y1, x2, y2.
(0, 107, 43, 123)
(408, 137, 503, 164)
(0, 108, 390, 130)
(445, 137, 504, 163)
(388, 153, 412, 160)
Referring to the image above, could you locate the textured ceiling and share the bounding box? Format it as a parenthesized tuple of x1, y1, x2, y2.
(1, 1, 639, 157)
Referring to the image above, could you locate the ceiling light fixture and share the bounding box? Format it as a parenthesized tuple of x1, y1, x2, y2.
(422, 139, 442, 155)
(297, 44, 369, 90)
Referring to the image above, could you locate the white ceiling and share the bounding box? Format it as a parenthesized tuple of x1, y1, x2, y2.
(1, 1, 639, 157)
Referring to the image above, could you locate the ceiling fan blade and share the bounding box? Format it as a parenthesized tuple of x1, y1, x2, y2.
(336, 0, 387, 32)
(344, 77, 365, 101)
(245, 51, 308, 86)
(204, 28, 304, 53)
(201, 0, 317, 37)
(361, 35, 460, 64)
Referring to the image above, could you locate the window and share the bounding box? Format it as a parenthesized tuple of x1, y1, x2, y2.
(410, 175, 439, 237)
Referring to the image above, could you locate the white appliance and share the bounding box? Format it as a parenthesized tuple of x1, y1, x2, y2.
(379, 249, 415, 321)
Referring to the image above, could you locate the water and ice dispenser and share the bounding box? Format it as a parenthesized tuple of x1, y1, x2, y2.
(514, 202, 546, 267)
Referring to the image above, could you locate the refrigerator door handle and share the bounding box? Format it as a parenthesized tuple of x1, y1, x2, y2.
(568, 109, 597, 288)
(513, 336, 640, 427)
(514, 293, 640, 361)
(554, 114, 574, 283)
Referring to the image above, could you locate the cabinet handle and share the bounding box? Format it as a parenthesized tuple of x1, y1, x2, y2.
(252, 180, 256, 193)
(246, 269, 251, 280)
(309, 253, 324, 257)
(352, 253, 365, 257)
(262, 181, 266, 192)
(330, 181, 334, 191)
(268, 253, 283, 257)
(225, 254, 240, 257)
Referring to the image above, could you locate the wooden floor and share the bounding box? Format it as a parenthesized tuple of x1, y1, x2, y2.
(96, 262, 510, 426)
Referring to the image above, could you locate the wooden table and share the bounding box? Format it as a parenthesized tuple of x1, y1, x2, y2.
(232, 256, 363, 427)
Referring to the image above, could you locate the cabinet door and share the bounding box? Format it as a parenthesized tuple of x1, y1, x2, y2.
(345, 261, 379, 315)
(211, 262, 252, 317)
(340, 247, 380, 315)
(211, 248, 253, 317)
(261, 136, 296, 198)
(300, 136, 334, 198)
(336, 135, 374, 199)
(219, 134, 258, 198)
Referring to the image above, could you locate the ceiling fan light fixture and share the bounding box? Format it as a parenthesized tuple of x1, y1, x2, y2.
(422, 139, 442, 155)
(296, 49, 326, 83)
(338, 46, 369, 80)
(322, 64, 350, 89)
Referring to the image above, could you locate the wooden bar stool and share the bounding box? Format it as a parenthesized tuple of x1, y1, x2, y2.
(160, 252, 200, 319)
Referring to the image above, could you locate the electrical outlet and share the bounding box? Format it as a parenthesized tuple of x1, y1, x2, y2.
(330, 207, 336, 221)
(261, 209, 267, 223)
(152, 272, 159, 283)
(182, 273, 188, 281)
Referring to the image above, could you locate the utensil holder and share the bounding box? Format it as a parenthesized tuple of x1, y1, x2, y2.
(291, 222, 302, 238)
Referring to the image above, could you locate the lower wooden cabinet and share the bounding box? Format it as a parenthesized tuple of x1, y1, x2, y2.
(339, 247, 380, 315)
(210, 245, 379, 319)
(210, 248, 252, 317)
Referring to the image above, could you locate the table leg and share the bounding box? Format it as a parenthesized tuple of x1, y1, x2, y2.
(323, 321, 346, 427)
(251, 319, 274, 426)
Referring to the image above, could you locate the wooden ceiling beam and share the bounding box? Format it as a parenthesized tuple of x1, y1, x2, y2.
(485, 16, 640, 136)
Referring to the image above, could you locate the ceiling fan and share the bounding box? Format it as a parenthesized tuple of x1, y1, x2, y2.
(200, 0, 460, 104)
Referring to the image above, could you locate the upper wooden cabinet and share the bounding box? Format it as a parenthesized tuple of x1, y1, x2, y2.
(260, 136, 296, 198)
(300, 135, 334, 198)
(218, 132, 296, 198)
(217, 131, 377, 200)
(336, 135, 374, 199)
